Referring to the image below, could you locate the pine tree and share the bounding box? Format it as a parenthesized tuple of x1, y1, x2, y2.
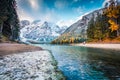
(94, 15, 103, 40)
(87, 18, 95, 39)
(0, 0, 20, 40)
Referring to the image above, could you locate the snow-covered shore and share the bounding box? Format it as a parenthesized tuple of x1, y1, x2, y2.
(0, 51, 65, 80)
(71, 43, 120, 50)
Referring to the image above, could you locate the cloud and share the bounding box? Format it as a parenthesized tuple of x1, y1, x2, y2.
(57, 11, 96, 27)
(73, 6, 85, 14)
(73, 0, 79, 2)
(73, 0, 81, 2)
(28, 0, 40, 11)
(90, 0, 94, 3)
(54, 0, 68, 9)
(16, 0, 60, 23)
(16, 0, 91, 27)
(41, 9, 60, 23)
(16, 7, 34, 22)
(16, 0, 34, 21)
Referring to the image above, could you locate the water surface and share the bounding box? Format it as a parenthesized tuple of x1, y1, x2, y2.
(33, 44, 120, 80)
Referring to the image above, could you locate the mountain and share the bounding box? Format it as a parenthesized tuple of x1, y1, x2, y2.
(20, 20, 30, 29)
(64, 8, 103, 37)
(20, 20, 68, 43)
(52, 0, 120, 44)
(51, 9, 104, 44)
(64, 0, 120, 37)
(104, 0, 120, 7)
(32, 20, 41, 25)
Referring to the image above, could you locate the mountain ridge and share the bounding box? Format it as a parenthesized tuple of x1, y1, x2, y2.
(52, 0, 120, 44)
(62, 8, 104, 38)
(20, 20, 68, 43)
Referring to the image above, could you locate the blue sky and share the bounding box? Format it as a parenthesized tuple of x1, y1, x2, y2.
(16, 0, 105, 27)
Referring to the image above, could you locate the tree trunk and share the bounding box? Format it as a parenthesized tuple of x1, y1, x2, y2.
(10, 24, 14, 40)
(0, 22, 3, 39)
(117, 29, 119, 37)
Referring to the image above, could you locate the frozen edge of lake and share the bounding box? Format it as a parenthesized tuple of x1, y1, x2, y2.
(0, 50, 65, 80)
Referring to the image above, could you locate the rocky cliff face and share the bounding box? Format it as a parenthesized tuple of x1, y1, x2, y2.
(0, 0, 20, 41)
(51, 8, 104, 44)
(62, 0, 120, 39)
(63, 8, 104, 38)
(52, 0, 120, 44)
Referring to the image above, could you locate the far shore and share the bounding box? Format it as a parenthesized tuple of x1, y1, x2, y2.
(71, 43, 120, 50)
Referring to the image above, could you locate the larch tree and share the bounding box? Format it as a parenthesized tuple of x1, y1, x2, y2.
(104, 0, 120, 36)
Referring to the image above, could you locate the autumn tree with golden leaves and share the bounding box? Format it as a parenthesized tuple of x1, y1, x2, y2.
(104, 0, 120, 36)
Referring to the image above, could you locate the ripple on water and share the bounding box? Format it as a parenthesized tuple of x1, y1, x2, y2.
(34, 44, 120, 80)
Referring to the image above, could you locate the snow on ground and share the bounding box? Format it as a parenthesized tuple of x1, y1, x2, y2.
(0, 51, 65, 80)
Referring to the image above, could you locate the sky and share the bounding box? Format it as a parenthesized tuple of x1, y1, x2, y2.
(16, 0, 105, 27)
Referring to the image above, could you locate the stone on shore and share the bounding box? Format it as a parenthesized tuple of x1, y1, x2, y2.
(0, 51, 65, 80)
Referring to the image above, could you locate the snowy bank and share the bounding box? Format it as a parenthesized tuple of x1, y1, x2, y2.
(0, 51, 65, 80)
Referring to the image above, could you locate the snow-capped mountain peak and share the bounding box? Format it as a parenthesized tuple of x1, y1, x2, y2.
(20, 20, 68, 43)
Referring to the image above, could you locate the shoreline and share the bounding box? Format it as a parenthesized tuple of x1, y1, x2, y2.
(0, 43, 42, 56)
(71, 43, 120, 50)
(0, 43, 65, 80)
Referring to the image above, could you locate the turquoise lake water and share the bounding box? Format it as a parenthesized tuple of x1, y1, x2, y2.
(33, 44, 120, 80)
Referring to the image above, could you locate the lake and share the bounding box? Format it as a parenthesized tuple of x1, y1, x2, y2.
(33, 44, 120, 80)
